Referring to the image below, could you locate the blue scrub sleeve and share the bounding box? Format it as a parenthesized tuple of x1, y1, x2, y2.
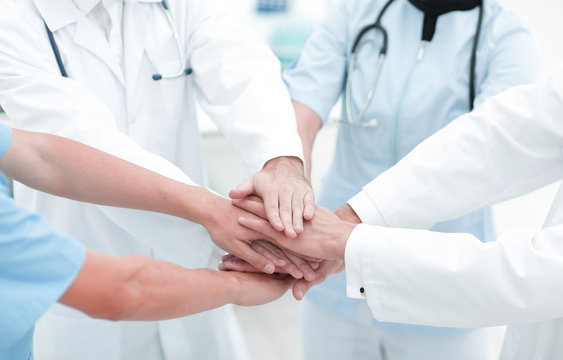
(282, 0, 350, 123)
(0, 195, 86, 350)
(0, 123, 12, 158)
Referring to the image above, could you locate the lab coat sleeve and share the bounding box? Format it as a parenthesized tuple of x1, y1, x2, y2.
(345, 223, 563, 328)
(186, 0, 304, 174)
(0, 5, 209, 257)
(473, 8, 540, 107)
(282, 0, 351, 123)
(349, 63, 563, 229)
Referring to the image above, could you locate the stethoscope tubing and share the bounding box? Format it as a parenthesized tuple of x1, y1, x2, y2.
(344, 0, 483, 127)
(345, 0, 393, 127)
(44, 0, 192, 81)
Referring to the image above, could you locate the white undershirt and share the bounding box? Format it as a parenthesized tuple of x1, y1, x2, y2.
(73, 0, 124, 69)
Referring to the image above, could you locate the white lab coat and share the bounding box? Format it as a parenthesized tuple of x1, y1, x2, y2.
(344, 64, 563, 359)
(0, 0, 303, 359)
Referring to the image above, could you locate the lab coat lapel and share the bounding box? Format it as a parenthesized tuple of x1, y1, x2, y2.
(123, 1, 153, 101)
(73, 16, 126, 85)
(543, 183, 563, 227)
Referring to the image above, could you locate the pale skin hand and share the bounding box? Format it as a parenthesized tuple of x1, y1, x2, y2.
(220, 197, 321, 280)
(218, 241, 321, 281)
(0, 129, 285, 274)
(60, 250, 295, 321)
(237, 202, 356, 261)
(227, 199, 360, 300)
(229, 156, 315, 238)
(195, 194, 291, 274)
(293, 204, 360, 300)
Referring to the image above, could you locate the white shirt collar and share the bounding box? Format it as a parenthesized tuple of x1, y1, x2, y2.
(72, 0, 121, 14)
(72, 0, 99, 14)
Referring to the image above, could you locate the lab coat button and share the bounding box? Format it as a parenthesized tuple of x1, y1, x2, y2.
(360, 287, 365, 295)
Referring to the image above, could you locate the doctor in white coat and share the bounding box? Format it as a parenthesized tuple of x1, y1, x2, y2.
(236, 63, 563, 359)
(0, 0, 314, 359)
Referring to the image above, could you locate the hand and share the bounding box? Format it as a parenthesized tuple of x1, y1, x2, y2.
(236, 200, 356, 261)
(292, 259, 344, 300)
(229, 156, 315, 238)
(335, 203, 362, 224)
(219, 242, 321, 281)
(200, 195, 288, 274)
(230, 272, 296, 306)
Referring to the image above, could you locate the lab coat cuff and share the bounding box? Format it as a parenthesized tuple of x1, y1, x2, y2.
(345, 224, 368, 299)
(348, 191, 387, 226)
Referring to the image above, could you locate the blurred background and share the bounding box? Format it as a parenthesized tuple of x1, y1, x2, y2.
(198, 0, 563, 359)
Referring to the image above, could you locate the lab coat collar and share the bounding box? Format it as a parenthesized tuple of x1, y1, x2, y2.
(72, 0, 98, 14)
(34, 0, 80, 32)
(73, 13, 126, 85)
(35, 0, 159, 32)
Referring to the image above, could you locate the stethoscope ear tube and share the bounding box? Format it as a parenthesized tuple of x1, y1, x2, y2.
(351, 23, 388, 55)
(45, 22, 68, 78)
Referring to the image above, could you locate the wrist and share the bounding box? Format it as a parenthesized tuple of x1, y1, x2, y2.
(331, 222, 356, 261)
(186, 187, 225, 228)
(263, 156, 304, 175)
(228, 272, 249, 306)
(335, 204, 362, 224)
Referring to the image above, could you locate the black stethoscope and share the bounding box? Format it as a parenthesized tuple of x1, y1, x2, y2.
(345, 0, 483, 127)
(45, 0, 192, 81)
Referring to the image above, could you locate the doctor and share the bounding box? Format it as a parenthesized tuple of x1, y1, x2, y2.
(0, 0, 313, 359)
(0, 124, 294, 360)
(237, 64, 563, 359)
(281, 0, 539, 358)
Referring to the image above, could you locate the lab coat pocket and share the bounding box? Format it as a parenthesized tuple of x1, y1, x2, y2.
(34, 304, 121, 360)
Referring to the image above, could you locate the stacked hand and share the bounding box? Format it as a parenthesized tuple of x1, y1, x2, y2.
(202, 156, 319, 282)
(210, 155, 361, 301)
(219, 196, 360, 300)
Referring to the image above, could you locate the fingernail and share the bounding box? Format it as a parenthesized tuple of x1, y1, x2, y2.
(298, 290, 304, 300)
(264, 263, 275, 273)
(304, 271, 314, 281)
(275, 259, 287, 267)
(292, 270, 304, 279)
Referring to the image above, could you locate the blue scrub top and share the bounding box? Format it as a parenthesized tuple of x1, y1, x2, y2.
(284, 0, 539, 334)
(0, 124, 86, 359)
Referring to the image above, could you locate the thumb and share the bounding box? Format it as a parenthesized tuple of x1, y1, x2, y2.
(229, 176, 255, 200)
(292, 279, 315, 301)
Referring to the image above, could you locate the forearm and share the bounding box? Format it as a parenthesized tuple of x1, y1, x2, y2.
(119, 262, 241, 320)
(346, 224, 563, 328)
(293, 101, 321, 181)
(59, 251, 242, 321)
(0, 129, 220, 223)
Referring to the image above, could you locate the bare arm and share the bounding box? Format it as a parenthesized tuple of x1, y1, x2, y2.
(293, 101, 322, 181)
(60, 250, 294, 321)
(0, 129, 284, 273)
